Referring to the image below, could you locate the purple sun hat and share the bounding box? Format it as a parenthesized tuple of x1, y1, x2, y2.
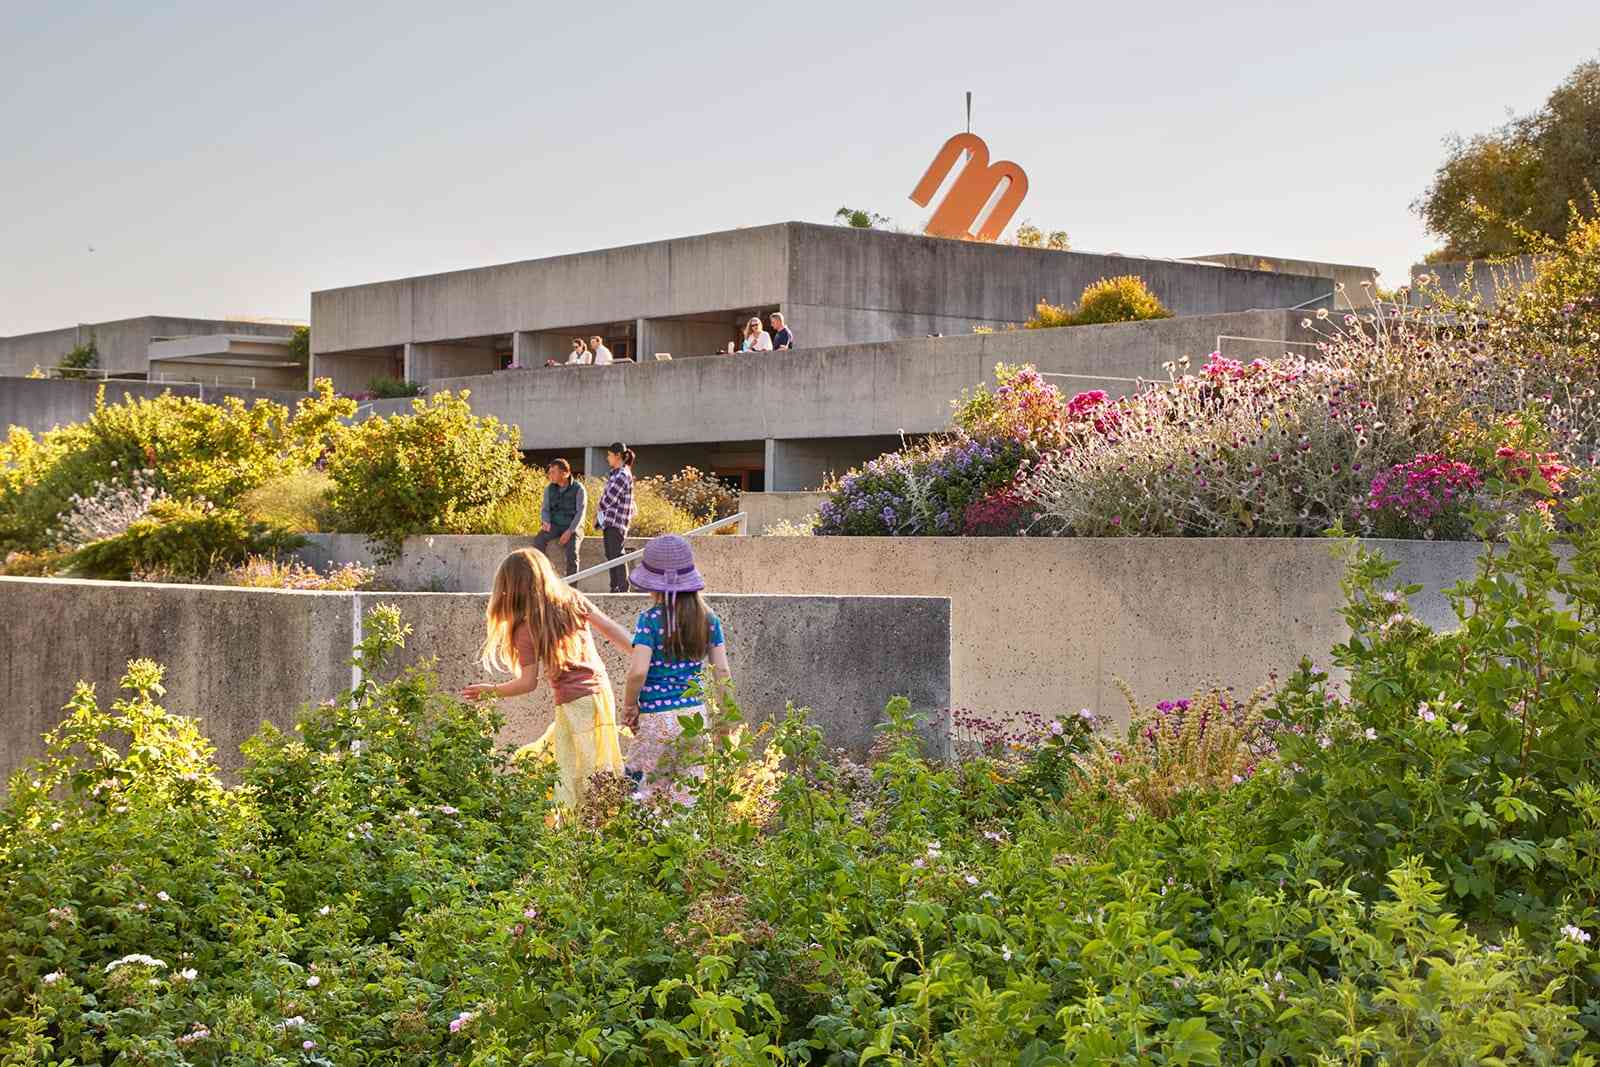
(628, 534, 705, 594)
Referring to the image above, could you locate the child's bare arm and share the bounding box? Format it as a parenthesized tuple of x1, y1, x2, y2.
(706, 644, 733, 706)
(585, 604, 634, 654)
(460, 627, 541, 700)
(621, 645, 652, 729)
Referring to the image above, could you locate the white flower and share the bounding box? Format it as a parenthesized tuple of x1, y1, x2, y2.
(964, 874, 980, 886)
(1451, 721, 1468, 735)
(49, 821, 63, 832)
(523, 906, 538, 920)
(1417, 703, 1436, 723)
(1562, 924, 1592, 944)
(1317, 734, 1332, 750)
(306, 975, 321, 988)
(279, 1015, 306, 1030)
(1049, 721, 1064, 736)
(349, 739, 363, 754)
(177, 967, 198, 982)
(1001, 946, 1012, 961)
(303, 1040, 317, 1051)
(156, 891, 170, 902)
(41, 971, 63, 984)
(1364, 728, 1377, 741)
(437, 805, 459, 816)
(911, 858, 925, 869)
(318, 905, 331, 916)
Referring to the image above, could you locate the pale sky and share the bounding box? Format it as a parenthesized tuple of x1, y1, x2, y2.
(2, 0, 1597, 336)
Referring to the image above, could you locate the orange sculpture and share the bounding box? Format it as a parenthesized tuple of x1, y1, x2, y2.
(908, 132, 1029, 242)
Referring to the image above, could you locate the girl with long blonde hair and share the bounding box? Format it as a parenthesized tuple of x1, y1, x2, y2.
(461, 548, 633, 811)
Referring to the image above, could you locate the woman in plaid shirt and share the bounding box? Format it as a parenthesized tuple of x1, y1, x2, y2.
(597, 442, 637, 593)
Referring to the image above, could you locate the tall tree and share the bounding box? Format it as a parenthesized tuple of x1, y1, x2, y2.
(1415, 58, 1600, 260)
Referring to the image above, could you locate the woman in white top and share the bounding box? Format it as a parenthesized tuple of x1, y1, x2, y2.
(566, 338, 591, 365)
(739, 317, 773, 352)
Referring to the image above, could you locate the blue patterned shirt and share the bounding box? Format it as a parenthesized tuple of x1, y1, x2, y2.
(631, 605, 725, 713)
(597, 466, 636, 531)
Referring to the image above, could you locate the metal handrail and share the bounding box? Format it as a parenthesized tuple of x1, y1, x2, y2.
(564, 511, 748, 586)
(1288, 291, 1336, 310)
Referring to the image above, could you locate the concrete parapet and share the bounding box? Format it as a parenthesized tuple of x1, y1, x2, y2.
(740, 492, 829, 532)
(0, 577, 952, 782)
(297, 534, 1490, 726)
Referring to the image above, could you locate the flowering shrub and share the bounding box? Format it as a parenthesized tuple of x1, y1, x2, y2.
(49, 468, 168, 547)
(1025, 275, 1172, 329)
(217, 556, 374, 591)
(9, 520, 1600, 1060)
(1366, 453, 1483, 539)
(960, 485, 1037, 535)
(816, 436, 1026, 535)
(0, 382, 353, 555)
(951, 363, 1065, 449)
(656, 465, 740, 523)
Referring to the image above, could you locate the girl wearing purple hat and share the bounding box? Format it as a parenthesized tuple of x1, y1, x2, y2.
(621, 534, 732, 804)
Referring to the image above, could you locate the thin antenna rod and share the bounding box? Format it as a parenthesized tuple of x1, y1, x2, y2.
(965, 91, 972, 133)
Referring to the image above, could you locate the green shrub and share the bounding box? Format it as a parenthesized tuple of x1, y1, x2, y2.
(366, 375, 423, 399)
(1066, 274, 1173, 325)
(1024, 276, 1172, 329)
(6, 571, 1600, 1061)
(0, 382, 352, 554)
(657, 465, 741, 524)
(56, 336, 98, 380)
(61, 498, 302, 581)
(217, 555, 373, 590)
(817, 436, 1027, 535)
(237, 470, 336, 533)
(325, 390, 523, 561)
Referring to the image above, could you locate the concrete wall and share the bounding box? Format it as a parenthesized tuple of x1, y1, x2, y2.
(1, 377, 315, 435)
(641, 317, 746, 360)
(784, 225, 1333, 346)
(147, 359, 307, 390)
(405, 341, 499, 383)
(766, 436, 901, 492)
(311, 225, 792, 355)
(0, 577, 952, 782)
(311, 223, 1333, 358)
(367, 309, 1315, 458)
(1184, 253, 1377, 311)
(294, 535, 1489, 726)
(741, 492, 829, 532)
(0, 317, 297, 377)
(1410, 256, 1539, 308)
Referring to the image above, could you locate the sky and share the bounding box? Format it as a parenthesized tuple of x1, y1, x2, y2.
(2, 0, 1598, 336)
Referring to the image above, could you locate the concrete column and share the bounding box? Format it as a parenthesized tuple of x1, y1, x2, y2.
(635, 318, 653, 362)
(511, 331, 533, 368)
(402, 342, 416, 383)
(582, 445, 605, 478)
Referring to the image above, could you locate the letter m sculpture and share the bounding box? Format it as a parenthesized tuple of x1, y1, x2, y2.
(908, 133, 1029, 242)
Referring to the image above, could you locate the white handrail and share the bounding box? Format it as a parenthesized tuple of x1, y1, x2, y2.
(564, 511, 748, 586)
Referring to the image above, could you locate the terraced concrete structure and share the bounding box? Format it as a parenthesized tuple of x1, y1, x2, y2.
(311, 222, 1335, 394)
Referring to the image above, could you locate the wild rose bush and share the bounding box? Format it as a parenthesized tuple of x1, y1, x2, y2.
(9, 511, 1600, 1061)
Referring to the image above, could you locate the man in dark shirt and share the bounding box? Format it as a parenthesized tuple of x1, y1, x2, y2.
(530, 459, 587, 576)
(769, 312, 795, 350)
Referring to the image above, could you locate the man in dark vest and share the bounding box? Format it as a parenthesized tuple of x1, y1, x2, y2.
(531, 458, 587, 576)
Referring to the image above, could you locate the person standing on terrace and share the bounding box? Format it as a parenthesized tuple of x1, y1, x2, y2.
(531, 459, 587, 576)
(589, 335, 614, 365)
(769, 312, 795, 350)
(596, 442, 637, 593)
(739, 317, 773, 352)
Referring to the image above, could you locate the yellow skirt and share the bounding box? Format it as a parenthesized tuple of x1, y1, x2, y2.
(518, 689, 625, 811)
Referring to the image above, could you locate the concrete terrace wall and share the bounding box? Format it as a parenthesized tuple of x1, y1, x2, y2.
(0, 377, 314, 434)
(741, 492, 828, 531)
(311, 223, 1333, 359)
(368, 308, 1317, 453)
(785, 225, 1335, 346)
(0, 317, 297, 378)
(296, 535, 1488, 724)
(311, 225, 792, 355)
(1183, 254, 1377, 311)
(1410, 256, 1539, 309)
(0, 578, 951, 782)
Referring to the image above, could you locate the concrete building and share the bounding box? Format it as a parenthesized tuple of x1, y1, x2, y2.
(0, 315, 301, 379)
(1409, 256, 1539, 308)
(310, 222, 1336, 392)
(148, 333, 308, 389)
(1182, 253, 1380, 311)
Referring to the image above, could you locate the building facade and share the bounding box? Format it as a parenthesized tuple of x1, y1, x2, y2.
(311, 222, 1337, 392)
(0, 316, 300, 379)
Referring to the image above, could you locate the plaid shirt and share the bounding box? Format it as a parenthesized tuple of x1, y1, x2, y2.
(596, 466, 636, 531)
